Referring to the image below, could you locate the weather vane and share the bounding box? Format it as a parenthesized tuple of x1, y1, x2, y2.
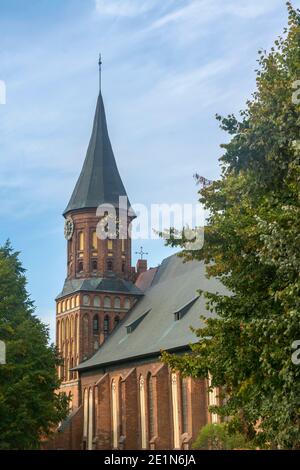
(135, 246, 148, 260)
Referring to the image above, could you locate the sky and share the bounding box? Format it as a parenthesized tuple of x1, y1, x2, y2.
(0, 0, 292, 341)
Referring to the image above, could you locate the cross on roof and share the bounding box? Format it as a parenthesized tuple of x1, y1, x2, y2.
(135, 246, 148, 260)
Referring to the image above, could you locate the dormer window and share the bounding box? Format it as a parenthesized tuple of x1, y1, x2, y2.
(126, 310, 151, 334)
(173, 297, 199, 321)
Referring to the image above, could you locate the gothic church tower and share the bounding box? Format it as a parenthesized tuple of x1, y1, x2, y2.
(55, 90, 142, 408)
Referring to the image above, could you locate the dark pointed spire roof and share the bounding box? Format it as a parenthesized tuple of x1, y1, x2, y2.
(64, 93, 131, 216)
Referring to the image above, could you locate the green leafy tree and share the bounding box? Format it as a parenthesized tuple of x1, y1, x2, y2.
(162, 2, 300, 449)
(192, 423, 253, 450)
(0, 241, 69, 449)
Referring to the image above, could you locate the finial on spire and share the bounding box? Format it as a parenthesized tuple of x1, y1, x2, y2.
(98, 53, 102, 91)
(135, 246, 148, 260)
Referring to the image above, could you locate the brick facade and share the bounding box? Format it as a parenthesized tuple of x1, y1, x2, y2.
(47, 358, 219, 450)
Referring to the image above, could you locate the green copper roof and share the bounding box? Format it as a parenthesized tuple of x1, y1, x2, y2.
(64, 93, 131, 216)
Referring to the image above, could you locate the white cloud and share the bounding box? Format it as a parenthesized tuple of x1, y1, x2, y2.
(95, 0, 155, 17)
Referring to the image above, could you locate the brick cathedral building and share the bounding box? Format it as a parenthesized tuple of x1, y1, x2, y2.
(47, 89, 225, 450)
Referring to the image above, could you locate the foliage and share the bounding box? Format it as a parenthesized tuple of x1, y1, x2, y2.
(192, 423, 253, 450)
(0, 241, 69, 449)
(161, 2, 300, 449)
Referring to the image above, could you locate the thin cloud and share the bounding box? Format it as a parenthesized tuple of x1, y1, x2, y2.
(150, 0, 282, 31)
(95, 0, 156, 17)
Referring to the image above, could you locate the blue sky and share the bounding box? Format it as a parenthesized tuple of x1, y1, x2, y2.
(0, 0, 291, 340)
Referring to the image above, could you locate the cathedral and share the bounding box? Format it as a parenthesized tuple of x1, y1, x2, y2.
(46, 87, 225, 451)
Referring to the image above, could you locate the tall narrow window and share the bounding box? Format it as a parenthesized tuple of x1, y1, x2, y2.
(107, 259, 113, 271)
(83, 388, 88, 440)
(139, 376, 147, 449)
(83, 315, 89, 359)
(66, 317, 69, 340)
(148, 374, 155, 440)
(92, 231, 97, 251)
(104, 296, 111, 308)
(104, 315, 109, 338)
(114, 297, 121, 309)
(208, 374, 218, 424)
(107, 239, 113, 251)
(92, 259, 98, 271)
(114, 316, 120, 327)
(111, 379, 119, 449)
(88, 388, 93, 450)
(79, 232, 84, 251)
(121, 239, 125, 252)
(70, 357, 74, 380)
(171, 373, 180, 449)
(78, 261, 83, 273)
(181, 378, 189, 434)
(93, 315, 99, 332)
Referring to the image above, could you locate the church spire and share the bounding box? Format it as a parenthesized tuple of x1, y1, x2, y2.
(64, 88, 131, 216)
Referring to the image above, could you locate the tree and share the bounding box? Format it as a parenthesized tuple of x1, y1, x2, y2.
(162, 2, 300, 449)
(0, 241, 69, 449)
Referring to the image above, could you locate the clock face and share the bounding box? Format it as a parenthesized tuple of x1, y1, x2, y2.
(64, 218, 74, 240)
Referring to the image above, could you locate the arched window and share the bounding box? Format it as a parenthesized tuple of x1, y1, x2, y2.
(62, 300, 66, 312)
(57, 302, 61, 314)
(139, 375, 147, 449)
(148, 374, 155, 440)
(75, 295, 80, 307)
(114, 297, 121, 309)
(107, 259, 113, 271)
(78, 261, 84, 273)
(104, 315, 109, 338)
(66, 298, 70, 310)
(171, 373, 180, 449)
(94, 296, 100, 307)
(93, 315, 99, 332)
(83, 388, 88, 440)
(92, 259, 97, 271)
(124, 298, 130, 309)
(88, 388, 93, 450)
(111, 379, 119, 449)
(104, 296, 111, 308)
(71, 297, 75, 309)
(83, 295, 90, 306)
(114, 316, 120, 327)
(79, 232, 84, 251)
(181, 377, 189, 434)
